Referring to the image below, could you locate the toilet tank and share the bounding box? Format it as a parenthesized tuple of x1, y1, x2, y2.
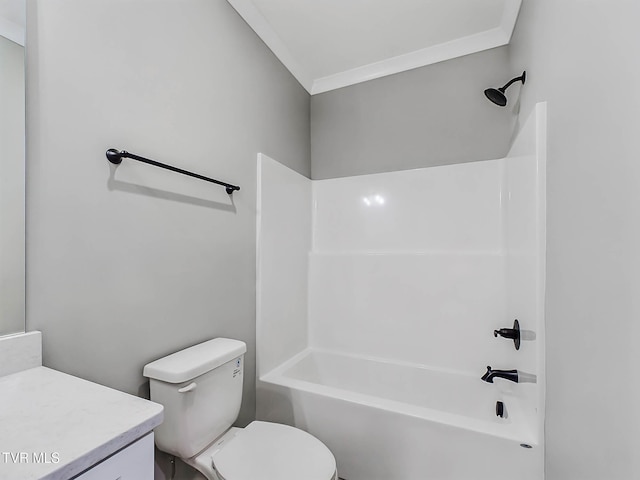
(143, 338, 246, 459)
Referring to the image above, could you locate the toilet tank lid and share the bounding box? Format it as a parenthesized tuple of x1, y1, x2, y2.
(143, 338, 247, 384)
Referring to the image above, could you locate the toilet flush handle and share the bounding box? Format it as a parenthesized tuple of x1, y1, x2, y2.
(178, 382, 197, 393)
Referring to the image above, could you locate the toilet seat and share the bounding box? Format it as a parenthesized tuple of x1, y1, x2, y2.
(211, 421, 336, 480)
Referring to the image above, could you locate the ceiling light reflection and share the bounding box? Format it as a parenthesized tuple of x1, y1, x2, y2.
(362, 195, 386, 207)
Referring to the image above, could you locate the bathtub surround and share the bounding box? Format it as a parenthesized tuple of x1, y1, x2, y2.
(309, 162, 507, 374)
(256, 156, 312, 376)
(25, 1, 308, 477)
(256, 102, 546, 479)
(509, 2, 640, 479)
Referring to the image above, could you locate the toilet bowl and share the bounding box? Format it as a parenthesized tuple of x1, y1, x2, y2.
(143, 338, 337, 480)
(187, 421, 337, 480)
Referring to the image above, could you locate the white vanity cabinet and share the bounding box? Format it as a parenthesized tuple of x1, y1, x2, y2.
(0, 358, 163, 480)
(75, 434, 155, 480)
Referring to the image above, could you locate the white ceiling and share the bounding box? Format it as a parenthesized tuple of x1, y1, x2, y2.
(227, 0, 522, 94)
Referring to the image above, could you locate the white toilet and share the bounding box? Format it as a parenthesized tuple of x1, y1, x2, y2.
(143, 338, 337, 480)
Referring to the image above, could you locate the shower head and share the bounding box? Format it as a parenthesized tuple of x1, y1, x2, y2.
(484, 71, 526, 107)
(484, 88, 508, 107)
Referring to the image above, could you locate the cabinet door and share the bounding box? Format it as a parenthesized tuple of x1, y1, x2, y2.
(76, 433, 154, 480)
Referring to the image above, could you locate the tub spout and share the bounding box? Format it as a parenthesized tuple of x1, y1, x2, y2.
(481, 366, 519, 383)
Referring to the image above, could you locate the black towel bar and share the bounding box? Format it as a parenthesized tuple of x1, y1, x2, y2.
(106, 148, 240, 195)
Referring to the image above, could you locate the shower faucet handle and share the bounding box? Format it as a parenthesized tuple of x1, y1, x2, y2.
(493, 319, 520, 350)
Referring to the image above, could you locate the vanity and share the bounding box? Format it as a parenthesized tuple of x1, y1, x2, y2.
(0, 332, 163, 480)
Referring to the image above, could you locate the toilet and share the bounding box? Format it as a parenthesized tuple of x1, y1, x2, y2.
(143, 338, 337, 480)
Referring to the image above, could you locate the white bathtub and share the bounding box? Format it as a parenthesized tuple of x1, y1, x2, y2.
(258, 349, 543, 480)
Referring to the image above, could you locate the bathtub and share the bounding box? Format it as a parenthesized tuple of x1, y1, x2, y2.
(258, 349, 543, 480)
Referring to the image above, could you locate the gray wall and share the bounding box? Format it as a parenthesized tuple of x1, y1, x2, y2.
(310, 46, 515, 179)
(509, 2, 640, 479)
(25, 0, 308, 477)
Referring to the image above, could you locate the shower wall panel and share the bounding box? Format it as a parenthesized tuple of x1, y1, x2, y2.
(256, 154, 312, 376)
(312, 160, 503, 253)
(309, 160, 510, 374)
(308, 251, 506, 373)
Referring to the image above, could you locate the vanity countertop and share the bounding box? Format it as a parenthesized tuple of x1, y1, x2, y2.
(0, 366, 163, 480)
